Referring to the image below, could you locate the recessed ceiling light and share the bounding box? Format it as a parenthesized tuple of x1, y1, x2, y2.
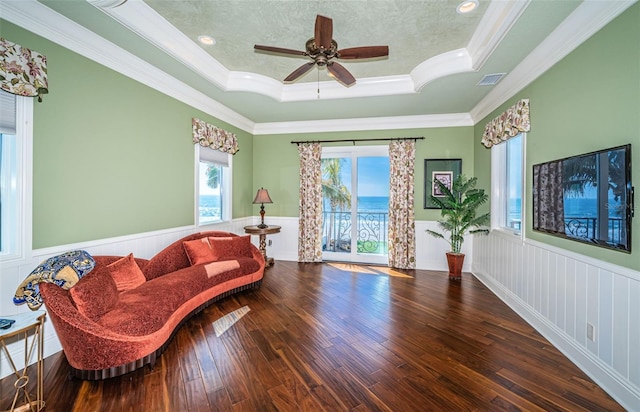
(198, 35, 216, 46)
(456, 0, 479, 14)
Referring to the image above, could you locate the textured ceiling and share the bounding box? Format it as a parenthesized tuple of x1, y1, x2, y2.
(9, 0, 631, 132)
(145, 0, 487, 83)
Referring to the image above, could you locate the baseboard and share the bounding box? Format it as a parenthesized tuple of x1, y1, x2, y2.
(472, 269, 640, 411)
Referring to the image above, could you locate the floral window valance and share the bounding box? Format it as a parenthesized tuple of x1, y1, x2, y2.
(481, 99, 530, 148)
(0, 38, 48, 102)
(192, 118, 239, 155)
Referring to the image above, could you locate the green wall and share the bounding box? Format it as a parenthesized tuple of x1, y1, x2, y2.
(8, 1, 636, 264)
(474, 3, 640, 271)
(1, 20, 254, 249)
(252, 127, 474, 221)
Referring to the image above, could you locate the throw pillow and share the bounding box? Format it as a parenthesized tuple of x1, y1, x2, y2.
(107, 253, 147, 293)
(183, 238, 215, 265)
(208, 235, 253, 261)
(70, 270, 119, 319)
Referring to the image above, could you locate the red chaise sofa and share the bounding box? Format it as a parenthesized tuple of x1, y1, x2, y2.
(40, 231, 265, 380)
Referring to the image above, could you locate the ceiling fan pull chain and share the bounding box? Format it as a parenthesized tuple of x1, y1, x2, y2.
(317, 67, 320, 99)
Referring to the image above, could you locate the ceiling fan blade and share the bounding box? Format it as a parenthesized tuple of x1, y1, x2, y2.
(327, 62, 356, 87)
(314, 15, 333, 50)
(284, 62, 316, 82)
(337, 46, 389, 60)
(254, 45, 307, 57)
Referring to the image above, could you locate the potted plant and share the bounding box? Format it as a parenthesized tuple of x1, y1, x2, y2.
(426, 174, 490, 280)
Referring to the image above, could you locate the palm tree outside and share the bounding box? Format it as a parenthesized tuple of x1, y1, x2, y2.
(321, 158, 351, 252)
(207, 165, 219, 189)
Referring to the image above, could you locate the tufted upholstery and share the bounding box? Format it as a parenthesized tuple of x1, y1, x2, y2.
(40, 231, 265, 380)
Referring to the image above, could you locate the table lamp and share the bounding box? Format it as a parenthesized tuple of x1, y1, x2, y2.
(252, 188, 273, 228)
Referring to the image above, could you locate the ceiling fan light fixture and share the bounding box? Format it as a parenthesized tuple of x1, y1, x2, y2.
(198, 35, 216, 46)
(254, 15, 387, 87)
(456, 0, 479, 14)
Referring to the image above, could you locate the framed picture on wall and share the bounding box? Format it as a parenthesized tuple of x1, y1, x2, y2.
(424, 158, 462, 209)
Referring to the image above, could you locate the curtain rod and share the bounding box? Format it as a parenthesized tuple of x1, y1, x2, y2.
(290, 136, 424, 145)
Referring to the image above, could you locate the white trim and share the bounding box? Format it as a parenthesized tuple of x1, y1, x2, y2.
(490, 133, 525, 236)
(473, 270, 640, 410)
(410, 49, 473, 91)
(321, 145, 390, 265)
(466, 0, 532, 70)
(87, 0, 523, 101)
(470, 0, 637, 123)
(1, 0, 254, 134)
(195, 147, 233, 228)
(523, 237, 640, 282)
(472, 233, 640, 409)
(2, 0, 634, 136)
(253, 113, 474, 135)
(0, 96, 33, 265)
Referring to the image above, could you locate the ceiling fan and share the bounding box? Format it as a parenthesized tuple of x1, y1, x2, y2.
(254, 15, 389, 87)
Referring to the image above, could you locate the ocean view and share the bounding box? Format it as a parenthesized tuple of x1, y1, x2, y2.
(355, 196, 389, 213)
(199, 194, 222, 222)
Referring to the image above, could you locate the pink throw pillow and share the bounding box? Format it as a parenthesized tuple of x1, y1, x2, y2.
(208, 235, 253, 261)
(183, 238, 215, 265)
(70, 270, 119, 319)
(107, 253, 147, 293)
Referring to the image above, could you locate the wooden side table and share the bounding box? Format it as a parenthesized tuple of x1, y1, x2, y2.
(244, 225, 281, 267)
(0, 311, 46, 412)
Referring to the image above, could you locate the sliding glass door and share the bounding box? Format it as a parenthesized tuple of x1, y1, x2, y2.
(321, 146, 389, 264)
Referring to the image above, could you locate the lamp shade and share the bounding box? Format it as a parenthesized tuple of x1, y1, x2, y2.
(252, 188, 273, 204)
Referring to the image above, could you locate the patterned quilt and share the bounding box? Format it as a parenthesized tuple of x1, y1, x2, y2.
(14, 250, 95, 310)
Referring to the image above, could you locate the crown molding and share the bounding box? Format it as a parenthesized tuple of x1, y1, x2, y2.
(90, 0, 418, 101)
(88, 0, 525, 102)
(252, 113, 474, 135)
(6, 0, 633, 136)
(469, 0, 638, 124)
(410, 48, 473, 91)
(467, 0, 531, 70)
(2, 0, 255, 133)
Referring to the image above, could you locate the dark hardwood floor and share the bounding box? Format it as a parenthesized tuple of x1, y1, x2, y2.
(1, 261, 624, 411)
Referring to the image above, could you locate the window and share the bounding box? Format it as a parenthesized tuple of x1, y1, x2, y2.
(197, 146, 231, 226)
(491, 133, 524, 234)
(321, 145, 390, 264)
(0, 90, 33, 262)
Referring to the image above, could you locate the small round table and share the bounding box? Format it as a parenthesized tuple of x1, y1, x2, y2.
(0, 311, 46, 412)
(244, 225, 281, 267)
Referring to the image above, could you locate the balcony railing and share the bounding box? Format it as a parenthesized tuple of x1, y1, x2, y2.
(564, 217, 625, 245)
(510, 217, 625, 245)
(322, 211, 388, 254)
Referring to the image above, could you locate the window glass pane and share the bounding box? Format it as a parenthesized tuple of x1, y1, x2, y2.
(321, 145, 389, 264)
(1, 133, 18, 255)
(356, 156, 389, 255)
(198, 161, 223, 224)
(321, 157, 352, 254)
(505, 134, 523, 231)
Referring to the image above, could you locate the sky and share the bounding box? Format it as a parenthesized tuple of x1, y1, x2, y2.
(338, 156, 390, 197)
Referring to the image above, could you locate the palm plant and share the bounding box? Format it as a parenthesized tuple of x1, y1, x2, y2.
(206, 165, 220, 189)
(321, 158, 351, 251)
(426, 174, 490, 254)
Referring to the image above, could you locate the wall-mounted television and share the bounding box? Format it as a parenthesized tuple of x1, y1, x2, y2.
(532, 144, 634, 253)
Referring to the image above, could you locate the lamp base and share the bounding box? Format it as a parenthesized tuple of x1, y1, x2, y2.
(258, 205, 267, 228)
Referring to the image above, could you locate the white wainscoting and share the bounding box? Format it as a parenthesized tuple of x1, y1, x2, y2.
(258, 218, 467, 271)
(12, 215, 636, 410)
(472, 230, 640, 410)
(0, 219, 253, 380)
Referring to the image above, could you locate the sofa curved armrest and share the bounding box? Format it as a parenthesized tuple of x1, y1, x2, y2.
(40, 230, 266, 380)
(41, 284, 159, 368)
